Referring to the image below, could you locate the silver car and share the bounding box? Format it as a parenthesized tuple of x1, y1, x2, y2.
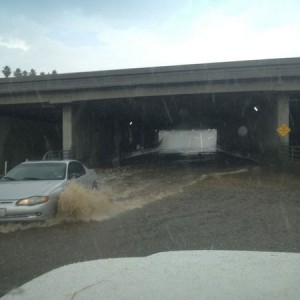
(0, 160, 98, 222)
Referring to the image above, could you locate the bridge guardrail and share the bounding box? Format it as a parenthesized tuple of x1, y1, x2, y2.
(42, 150, 73, 160)
(279, 146, 300, 162)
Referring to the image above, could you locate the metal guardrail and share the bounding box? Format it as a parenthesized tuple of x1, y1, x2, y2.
(279, 146, 300, 162)
(42, 150, 73, 160)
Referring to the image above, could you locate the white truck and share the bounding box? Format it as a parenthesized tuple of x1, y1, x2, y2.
(158, 129, 217, 156)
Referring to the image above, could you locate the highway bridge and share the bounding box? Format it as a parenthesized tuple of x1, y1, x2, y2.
(1, 57, 300, 170)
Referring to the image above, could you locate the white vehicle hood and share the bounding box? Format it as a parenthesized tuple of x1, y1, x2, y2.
(0, 180, 65, 200)
(2, 250, 300, 300)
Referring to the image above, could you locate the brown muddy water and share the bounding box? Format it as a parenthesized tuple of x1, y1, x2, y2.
(1, 164, 295, 234)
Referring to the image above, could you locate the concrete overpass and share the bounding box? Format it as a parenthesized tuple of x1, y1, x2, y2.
(1, 57, 300, 104)
(1, 57, 300, 169)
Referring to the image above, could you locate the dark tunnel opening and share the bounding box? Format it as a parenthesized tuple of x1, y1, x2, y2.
(1, 92, 300, 172)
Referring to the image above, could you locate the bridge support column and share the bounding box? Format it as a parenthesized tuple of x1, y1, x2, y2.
(72, 105, 95, 165)
(257, 94, 290, 162)
(277, 94, 290, 147)
(62, 104, 73, 152)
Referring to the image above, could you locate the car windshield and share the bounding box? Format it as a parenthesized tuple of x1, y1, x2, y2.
(1, 0, 300, 299)
(1, 163, 66, 181)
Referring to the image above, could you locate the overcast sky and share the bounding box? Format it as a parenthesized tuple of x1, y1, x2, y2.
(1, 0, 300, 76)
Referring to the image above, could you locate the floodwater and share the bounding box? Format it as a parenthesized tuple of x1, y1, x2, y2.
(1, 162, 297, 234)
(0, 163, 250, 234)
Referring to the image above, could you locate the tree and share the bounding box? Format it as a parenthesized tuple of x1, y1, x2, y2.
(2, 66, 11, 78)
(6, 67, 57, 77)
(29, 69, 37, 76)
(13, 68, 22, 77)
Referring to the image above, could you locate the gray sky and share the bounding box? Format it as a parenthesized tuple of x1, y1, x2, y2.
(1, 0, 300, 75)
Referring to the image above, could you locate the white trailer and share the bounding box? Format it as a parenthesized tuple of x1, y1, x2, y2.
(158, 129, 217, 155)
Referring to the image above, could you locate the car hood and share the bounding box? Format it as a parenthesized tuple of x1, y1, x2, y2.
(2, 250, 300, 300)
(0, 180, 65, 200)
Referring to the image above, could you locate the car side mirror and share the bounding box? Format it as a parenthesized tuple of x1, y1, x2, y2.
(68, 173, 81, 180)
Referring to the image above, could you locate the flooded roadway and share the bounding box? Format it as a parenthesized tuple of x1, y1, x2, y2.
(1, 159, 300, 297)
(0, 160, 249, 233)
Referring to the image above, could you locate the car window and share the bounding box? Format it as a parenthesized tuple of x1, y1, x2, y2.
(68, 162, 86, 177)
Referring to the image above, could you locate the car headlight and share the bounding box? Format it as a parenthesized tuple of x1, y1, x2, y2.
(17, 196, 49, 206)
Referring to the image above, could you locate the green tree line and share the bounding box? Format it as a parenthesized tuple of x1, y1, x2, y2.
(2, 66, 57, 78)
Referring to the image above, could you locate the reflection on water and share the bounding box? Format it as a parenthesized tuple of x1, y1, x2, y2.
(1, 164, 297, 234)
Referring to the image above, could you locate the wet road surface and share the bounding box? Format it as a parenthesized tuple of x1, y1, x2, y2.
(1, 161, 300, 297)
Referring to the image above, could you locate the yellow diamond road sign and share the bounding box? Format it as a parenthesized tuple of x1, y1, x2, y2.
(277, 124, 291, 137)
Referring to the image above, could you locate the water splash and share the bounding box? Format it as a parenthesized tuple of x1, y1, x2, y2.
(0, 167, 249, 234)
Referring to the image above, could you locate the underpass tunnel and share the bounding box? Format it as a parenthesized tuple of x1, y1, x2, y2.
(124, 93, 281, 162)
(72, 91, 296, 167)
(158, 93, 293, 162)
(0, 91, 298, 171)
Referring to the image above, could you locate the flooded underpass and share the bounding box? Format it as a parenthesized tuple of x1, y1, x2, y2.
(0, 157, 299, 234)
(0, 159, 245, 233)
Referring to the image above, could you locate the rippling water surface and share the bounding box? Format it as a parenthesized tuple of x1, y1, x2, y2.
(1, 163, 297, 234)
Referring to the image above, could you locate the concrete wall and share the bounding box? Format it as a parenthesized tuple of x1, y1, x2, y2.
(72, 105, 95, 166)
(62, 105, 73, 152)
(2, 57, 300, 105)
(67, 103, 129, 167)
(277, 95, 290, 147)
(254, 95, 290, 161)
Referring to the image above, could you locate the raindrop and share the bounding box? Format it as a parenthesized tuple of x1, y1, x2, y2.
(238, 126, 248, 137)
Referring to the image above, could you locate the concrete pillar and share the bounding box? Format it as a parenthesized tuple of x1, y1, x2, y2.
(62, 104, 73, 151)
(277, 94, 290, 147)
(70, 104, 96, 165)
(256, 94, 290, 162)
